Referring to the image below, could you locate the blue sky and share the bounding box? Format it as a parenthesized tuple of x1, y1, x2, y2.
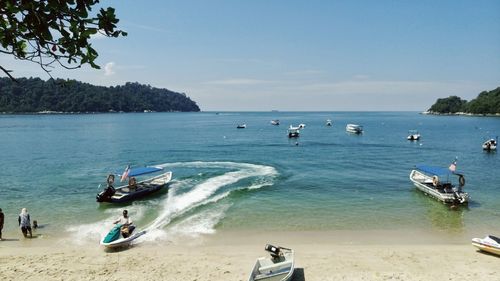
(1, 0, 499, 111)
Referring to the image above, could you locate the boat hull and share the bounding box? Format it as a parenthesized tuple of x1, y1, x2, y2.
(409, 170, 469, 204)
(482, 144, 497, 150)
(249, 250, 294, 281)
(407, 134, 420, 141)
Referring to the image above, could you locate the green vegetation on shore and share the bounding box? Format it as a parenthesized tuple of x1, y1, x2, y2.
(0, 77, 200, 113)
(428, 87, 500, 114)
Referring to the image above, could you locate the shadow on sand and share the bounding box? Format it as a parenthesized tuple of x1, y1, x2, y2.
(103, 243, 138, 253)
(475, 250, 500, 258)
(0, 238, 20, 242)
(292, 268, 306, 281)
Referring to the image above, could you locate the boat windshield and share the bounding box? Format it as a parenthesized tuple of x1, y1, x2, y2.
(117, 166, 163, 177)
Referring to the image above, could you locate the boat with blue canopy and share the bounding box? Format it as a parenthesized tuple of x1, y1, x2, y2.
(96, 166, 172, 203)
(409, 164, 468, 204)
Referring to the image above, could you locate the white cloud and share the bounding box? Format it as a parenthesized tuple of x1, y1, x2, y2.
(104, 62, 115, 76)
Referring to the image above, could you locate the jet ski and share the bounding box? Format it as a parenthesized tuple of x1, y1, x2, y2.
(100, 224, 146, 248)
(472, 235, 500, 256)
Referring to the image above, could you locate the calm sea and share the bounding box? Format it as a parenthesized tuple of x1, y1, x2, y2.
(0, 112, 499, 242)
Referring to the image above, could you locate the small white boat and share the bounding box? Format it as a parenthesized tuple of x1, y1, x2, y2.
(248, 244, 294, 281)
(237, 124, 247, 129)
(346, 124, 363, 134)
(287, 126, 300, 138)
(407, 130, 420, 141)
(326, 119, 332, 126)
(482, 137, 497, 151)
(472, 235, 500, 256)
(409, 165, 469, 204)
(100, 224, 146, 248)
(271, 120, 280, 126)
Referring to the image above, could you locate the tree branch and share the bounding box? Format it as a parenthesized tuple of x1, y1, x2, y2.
(0, 65, 18, 82)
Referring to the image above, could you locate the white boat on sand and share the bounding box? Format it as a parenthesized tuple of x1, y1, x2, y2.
(472, 235, 500, 256)
(248, 244, 294, 281)
(346, 124, 363, 134)
(409, 165, 469, 204)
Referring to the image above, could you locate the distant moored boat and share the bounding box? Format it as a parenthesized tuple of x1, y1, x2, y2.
(482, 137, 497, 151)
(346, 124, 363, 134)
(288, 125, 300, 138)
(407, 130, 420, 141)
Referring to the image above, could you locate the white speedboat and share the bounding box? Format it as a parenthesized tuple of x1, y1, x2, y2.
(482, 137, 497, 151)
(346, 124, 363, 134)
(271, 120, 280, 126)
(407, 130, 420, 141)
(248, 244, 294, 281)
(100, 224, 146, 248)
(287, 126, 300, 138)
(237, 124, 247, 129)
(472, 235, 500, 256)
(409, 165, 469, 204)
(326, 119, 332, 126)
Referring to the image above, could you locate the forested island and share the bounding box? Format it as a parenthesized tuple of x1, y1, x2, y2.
(0, 77, 200, 113)
(427, 87, 500, 115)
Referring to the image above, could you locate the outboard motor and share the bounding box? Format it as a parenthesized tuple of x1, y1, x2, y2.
(96, 184, 115, 202)
(265, 244, 282, 259)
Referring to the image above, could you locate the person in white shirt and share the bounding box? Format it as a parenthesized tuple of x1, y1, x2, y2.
(114, 210, 135, 238)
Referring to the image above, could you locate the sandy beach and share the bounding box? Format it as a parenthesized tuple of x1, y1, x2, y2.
(1, 230, 499, 281)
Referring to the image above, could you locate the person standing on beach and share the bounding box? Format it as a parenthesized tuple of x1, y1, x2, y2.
(18, 208, 32, 238)
(0, 208, 4, 240)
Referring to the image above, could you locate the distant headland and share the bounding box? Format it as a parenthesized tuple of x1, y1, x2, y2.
(424, 86, 500, 116)
(0, 77, 200, 113)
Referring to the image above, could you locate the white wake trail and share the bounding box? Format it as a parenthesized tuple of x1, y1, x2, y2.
(144, 161, 277, 237)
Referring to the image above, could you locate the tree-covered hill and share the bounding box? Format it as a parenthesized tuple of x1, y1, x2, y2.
(0, 77, 200, 113)
(428, 87, 500, 114)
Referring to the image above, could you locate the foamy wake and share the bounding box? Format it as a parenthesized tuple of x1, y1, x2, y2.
(66, 161, 277, 245)
(142, 162, 278, 241)
(65, 204, 148, 245)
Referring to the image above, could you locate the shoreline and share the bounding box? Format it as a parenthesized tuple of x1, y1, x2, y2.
(421, 111, 500, 117)
(1, 229, 498, 281)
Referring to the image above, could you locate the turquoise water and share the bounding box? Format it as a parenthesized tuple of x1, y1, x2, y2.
(0, 112, 499, 242)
